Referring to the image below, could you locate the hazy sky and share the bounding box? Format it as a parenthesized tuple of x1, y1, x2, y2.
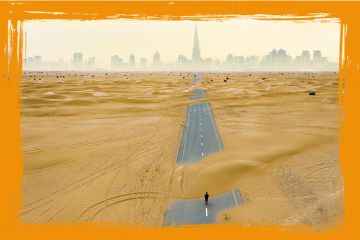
(24, 19, 340, 68)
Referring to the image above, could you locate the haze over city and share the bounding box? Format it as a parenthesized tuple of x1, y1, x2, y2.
(23, 19, 339, 71)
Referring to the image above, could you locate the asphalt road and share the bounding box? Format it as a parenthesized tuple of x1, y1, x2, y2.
(190, 89, 205, 100)
(193, 73, 201, 84)
(177, 77, 223, 164)
(163, 189, 243, 226)
(191, 89, 205, 95)
(165, 74, 242, 226)
(177, 102, 223, 164)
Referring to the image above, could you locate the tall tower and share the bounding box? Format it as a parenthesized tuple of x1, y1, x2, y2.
(192, 26, 201, 65)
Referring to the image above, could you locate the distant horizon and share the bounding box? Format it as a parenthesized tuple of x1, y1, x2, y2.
(23, 19, 340, 71)
(23, 46, 339, 72)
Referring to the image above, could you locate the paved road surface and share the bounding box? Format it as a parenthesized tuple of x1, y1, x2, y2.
(177, 102, 223, 164)
(165, 74, 242, 226)
(177, 78, 223, 164)
(164, 189, 243, 226)
(190, 89, 205, 100)
(191, 89, 205, 95)
(193, 73, 201, 84)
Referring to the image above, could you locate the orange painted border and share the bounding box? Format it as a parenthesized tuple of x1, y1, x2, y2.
(0, 1, 358, 239)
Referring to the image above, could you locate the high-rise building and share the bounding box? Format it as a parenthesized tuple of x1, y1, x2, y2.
(302, 50, 310, 63)
(261, 49, 291, 69)
(312, 50, 328, 69)
(177, 54, 187, 69)
(34, 55, 41, 66)
(71, 52, 83, 69)
(269, 49, 277, 63)
(153, 52, 161, 66)
(294, 50, 311, 69)
(278, 49, 291, 66)
(313, 50, 322, 68)
(313, 50, 321, 60)
(192, 26, 201, 65)
(313, 50, 321, 69)
(278, 49, 286, 58)
(85, 57, 95, 70)
(225, 54, 234, 68)
(111, 55, 123, 69)
(129, 54, 135, 68)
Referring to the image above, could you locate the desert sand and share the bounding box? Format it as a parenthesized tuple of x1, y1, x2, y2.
(21, 72, 191, 226)
(21, 71, 342, 228)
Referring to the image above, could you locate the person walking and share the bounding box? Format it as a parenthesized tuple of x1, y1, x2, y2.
(204, 192, 209, 205)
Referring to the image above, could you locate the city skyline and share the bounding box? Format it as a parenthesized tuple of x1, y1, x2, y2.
(23, 49, 338, 72)
(24, 26, 338, 71)
(23, 19, 340, 70)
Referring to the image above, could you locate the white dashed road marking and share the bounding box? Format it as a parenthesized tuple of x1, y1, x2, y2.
(232, 189, 239, 207)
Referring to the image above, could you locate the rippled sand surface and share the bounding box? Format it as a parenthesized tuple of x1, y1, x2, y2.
(21, 72, 191, 226)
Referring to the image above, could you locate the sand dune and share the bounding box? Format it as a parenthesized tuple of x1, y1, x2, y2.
(21, 71, 342, 228)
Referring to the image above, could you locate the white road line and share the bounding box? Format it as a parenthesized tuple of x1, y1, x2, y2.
(200, 134, 203, 138)
(207, 103, 222, 150)
(201, 142, 203, 146)
(205, 207, 208, 217)
(202, 152, 204, 156)
(232, 189, 239, 207)
(200, 123, 202, 126)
